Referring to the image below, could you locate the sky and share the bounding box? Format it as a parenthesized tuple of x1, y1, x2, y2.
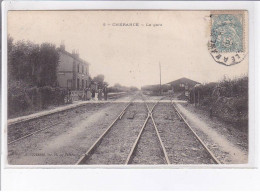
(8, 11, 248, 88)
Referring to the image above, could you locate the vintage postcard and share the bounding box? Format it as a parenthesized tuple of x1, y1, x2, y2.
(5, 10, 249, 166)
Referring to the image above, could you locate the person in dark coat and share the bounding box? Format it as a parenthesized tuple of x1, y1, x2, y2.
(98, 89, 102, 100)
(104, 86, 108, 100)
(91, 89, 95, 99)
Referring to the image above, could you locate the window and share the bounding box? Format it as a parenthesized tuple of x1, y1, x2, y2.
(77, 78, 80, 90)
(82, 80, 84, 89)
(82, 65, 84, 74)
(67, 79, 72, 89)
(77, 64, 80, 73)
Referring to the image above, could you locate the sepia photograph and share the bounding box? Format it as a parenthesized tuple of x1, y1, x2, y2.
(5, 10, 249, 166)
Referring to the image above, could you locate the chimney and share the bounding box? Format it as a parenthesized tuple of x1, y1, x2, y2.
(60, 40, 65, 51)
(72, 49, 79, 58)
(76, 49, 79, 58)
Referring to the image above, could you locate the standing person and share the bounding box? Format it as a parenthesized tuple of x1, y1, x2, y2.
(104, 86, 108, 101)
(86, 88, 91, 100)
(84, 88, 87, 101)
(98, 88, 102, 100)
(91, 88, 95, 100)
(66, 89, 72, 104)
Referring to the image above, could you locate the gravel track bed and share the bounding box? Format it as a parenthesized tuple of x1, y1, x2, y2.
(8, 103, 107, 143)
(177, 103, 248, 164)
(84, 102, 148, 164)
(8, 102, 127, 165)
(130, 118, 167, 165)
(146, 102, 157, 112)
(188, 103, 248, 151)
(153, 102, 215, 164)
(175, 103, 248, 164)
(142, 95, 162, 110)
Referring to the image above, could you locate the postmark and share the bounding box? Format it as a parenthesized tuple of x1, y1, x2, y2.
(208, 11, 247, 66)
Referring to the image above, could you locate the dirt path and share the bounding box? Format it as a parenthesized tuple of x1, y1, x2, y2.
(175, 102, 248, 164)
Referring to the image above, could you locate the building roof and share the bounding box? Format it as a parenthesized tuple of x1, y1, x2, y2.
(167, 77, 200, 86)
(58, 48, 90, 66)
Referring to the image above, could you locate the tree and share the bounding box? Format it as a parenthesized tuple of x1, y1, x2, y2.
(37, 43, 59, 87)
(93, 74, 105, 84)
(114, 83, 121, 88)
(8, 35, 14, 81)
(7, 36, 59, 87)
(93, 74, 105, 88)
(129, 86, 139, 91)
(103, 81, 109, 87)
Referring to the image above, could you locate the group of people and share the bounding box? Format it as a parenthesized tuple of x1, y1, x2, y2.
(84, 86, 108, 101)
(64, 86, 108, 104)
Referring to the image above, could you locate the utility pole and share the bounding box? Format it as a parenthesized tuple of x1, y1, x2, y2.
(159, 62, 162, 95)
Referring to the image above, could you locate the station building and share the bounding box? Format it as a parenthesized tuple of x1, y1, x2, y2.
(167, 77, 200, 92)
(57, 44, 90, 91)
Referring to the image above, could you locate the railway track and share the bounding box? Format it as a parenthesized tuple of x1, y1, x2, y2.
(8, 121, 63, 145)
(147, 99, 220, 164)
(7, 104, 104, 145)
(76, 95, 170, 165)
(76, 95, 221, 165)
(76, 99, 137, 164)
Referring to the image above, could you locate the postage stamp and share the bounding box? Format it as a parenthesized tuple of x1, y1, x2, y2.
(208, 11, 247, 66)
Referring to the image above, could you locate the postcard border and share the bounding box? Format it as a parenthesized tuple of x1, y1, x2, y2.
(1, 0, 259, 190)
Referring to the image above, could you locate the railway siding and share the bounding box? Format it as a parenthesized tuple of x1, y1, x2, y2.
(8, 103, 107, 143)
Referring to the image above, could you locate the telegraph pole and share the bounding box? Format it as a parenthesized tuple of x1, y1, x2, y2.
(159, 62, 162, 95)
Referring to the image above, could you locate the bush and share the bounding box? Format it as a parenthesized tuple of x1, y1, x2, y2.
(194, 76, 248, 131)
(8, 80, 67, 118)
(7, 36, 63, 118)
(8, 81, 31, 117)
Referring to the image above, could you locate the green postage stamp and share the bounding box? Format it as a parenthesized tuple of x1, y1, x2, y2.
(208, 11, 248, 66)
